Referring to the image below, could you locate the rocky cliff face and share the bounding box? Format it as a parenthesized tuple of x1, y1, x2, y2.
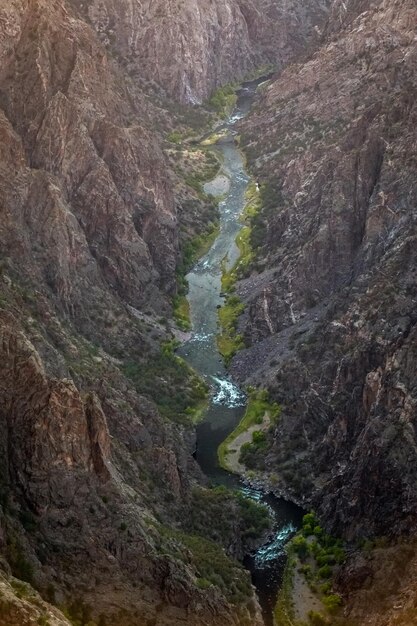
(235, 0, 417, 541)
(334, 540, 417, 626)
(4, 0, 414, 623)
(0, 0, 286, 623)
(231, 4, 417, 622)
(234, 1, 417, 537)
(0, 0, 179, 323)
(81, 0, 328, 103)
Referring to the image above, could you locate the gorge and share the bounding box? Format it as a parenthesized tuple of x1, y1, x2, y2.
(0, 1, 416, 626)
(178, 78, 303, 625)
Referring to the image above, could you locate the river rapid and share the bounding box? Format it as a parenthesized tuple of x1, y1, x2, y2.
(177, 78, 303, 625)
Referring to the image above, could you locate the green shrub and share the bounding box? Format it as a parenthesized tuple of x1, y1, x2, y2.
(322, 593, 342, 613)
(303, 525, 313, 537)
(238, 426, 270, 470)
(172, 295, 191, 331)
(252, 430, 266, 445)
(292, 535, 309, 560)
(299, 564, 312, 577)
(316, 553, 335, 567)
(308, 611, 329, 626)
(320, 582, 332, 595)
(238, 441, 265, 470)
(123, 342, 208, 424)
(302, 512, 318, 532)
(168, 131, 183, 144)
(318, 565, 332, 579)
(208, 84, 237, 117)
(333, 546, 347, 564)
(313, 525, 323, 537)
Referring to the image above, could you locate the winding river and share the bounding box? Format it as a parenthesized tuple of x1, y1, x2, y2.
(178, 79, 303, 625)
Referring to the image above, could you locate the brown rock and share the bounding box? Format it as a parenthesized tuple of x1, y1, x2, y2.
(233, 0, 417, 539)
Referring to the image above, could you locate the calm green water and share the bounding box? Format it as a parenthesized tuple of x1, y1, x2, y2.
(178, 79, 303, 625)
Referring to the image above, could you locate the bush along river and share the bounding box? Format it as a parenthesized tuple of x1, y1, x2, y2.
(178, 78, 303, 625)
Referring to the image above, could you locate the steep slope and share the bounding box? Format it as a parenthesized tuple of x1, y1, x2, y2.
(0, 0, 353, 623)
(0, 0, 178, 322)
(0, 570, 72, 626)
(80, 0, 329, 103)
(0, 1, 268, 624)
(234, 0, 417, 539)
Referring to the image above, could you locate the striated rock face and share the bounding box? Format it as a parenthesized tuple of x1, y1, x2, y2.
(0, 318, 111, 510)
(235, 0, 417, 540)
(0, 0, 177, 324)
(0, 0, 292, 623)
(83, 0, 328, 103)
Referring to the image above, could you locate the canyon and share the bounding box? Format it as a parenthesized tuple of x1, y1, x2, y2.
(236, 0, 417, 539)
(0, 0, 416, 625)
(232, 0, 417, 624)
(0, 0, 326, 624)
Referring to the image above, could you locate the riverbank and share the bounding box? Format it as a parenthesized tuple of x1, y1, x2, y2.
(177, 76, 303, 626)
(275, 555, 325, 626)
(204, 173, 231, 196)
(222, 412, 270, 474)
(218, 389, 280, 474)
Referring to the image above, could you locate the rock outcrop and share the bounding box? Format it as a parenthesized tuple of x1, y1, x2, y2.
(0, 570, 72, 626)
(234, 0, 417, 540)
(0, 0, 294, 623)
(84, 0, 328, 103)
(0, 300, 258, 625)
(0, 0, 178, 323)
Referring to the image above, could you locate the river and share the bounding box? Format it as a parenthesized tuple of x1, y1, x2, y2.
(177, 78, 303, 625)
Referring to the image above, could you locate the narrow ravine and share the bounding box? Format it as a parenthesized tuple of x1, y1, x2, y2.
(178, 80, 303, 625)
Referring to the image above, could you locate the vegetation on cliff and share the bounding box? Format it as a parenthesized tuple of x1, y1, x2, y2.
(123, 340, 209, 424)
(155, 484, 273, 609)
(157, 523, 253, 604)
(208, 83, 238, 118)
